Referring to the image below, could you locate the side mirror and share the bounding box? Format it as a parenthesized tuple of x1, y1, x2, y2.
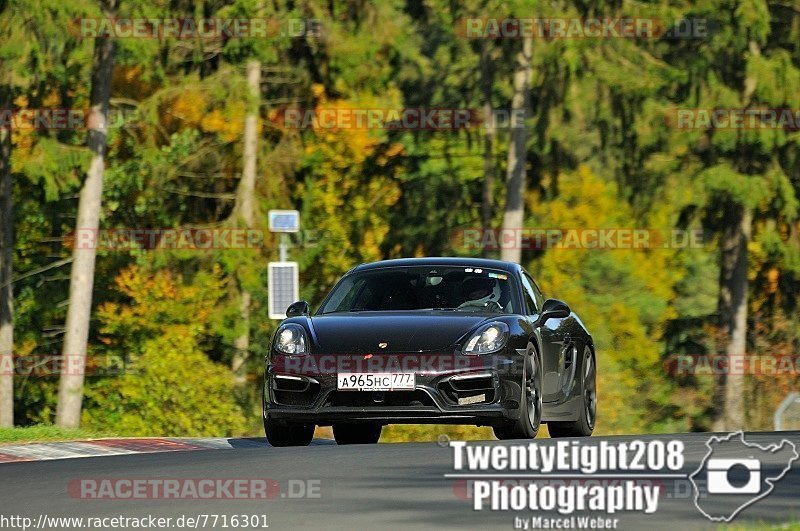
(538, 299, 570, 324)
(286, 300, 310, 318)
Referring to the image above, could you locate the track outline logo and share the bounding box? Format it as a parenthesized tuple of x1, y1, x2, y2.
(689, 431, 798, 522)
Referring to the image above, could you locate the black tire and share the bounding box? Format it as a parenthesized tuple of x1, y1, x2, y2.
(493, 343, 542, 440)
(332, 423, 382, 444)
(548, 345, 596, 438)
(264, 415, 315, 447)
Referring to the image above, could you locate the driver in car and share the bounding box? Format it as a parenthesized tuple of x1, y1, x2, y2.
(457, 277, 503, 310)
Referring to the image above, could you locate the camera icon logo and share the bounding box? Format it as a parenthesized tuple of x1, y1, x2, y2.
(689, 431, 797, 522)
(706, 458, 760, 494)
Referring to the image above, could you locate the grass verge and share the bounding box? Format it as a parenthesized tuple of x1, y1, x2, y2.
(0, 425, 114, 445)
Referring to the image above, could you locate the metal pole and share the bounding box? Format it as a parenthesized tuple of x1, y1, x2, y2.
(279, 233, 289, 262)
(774, 392, 799, 431)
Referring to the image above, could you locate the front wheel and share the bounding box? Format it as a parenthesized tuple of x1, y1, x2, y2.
(264, 415, 315, 447)
(333, 423, 382, 444)
(548, 345, 596, 438)
(493, 343, 541, 440)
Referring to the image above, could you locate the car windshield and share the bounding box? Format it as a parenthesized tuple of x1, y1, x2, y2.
(318, 266, 519, 314)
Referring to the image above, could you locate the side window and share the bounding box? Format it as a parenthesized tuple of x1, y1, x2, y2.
(352, 281, 377, 310)
(519, 273, 538, 315)
(321, 275, 356, 312)
(528, 274, 545, 309)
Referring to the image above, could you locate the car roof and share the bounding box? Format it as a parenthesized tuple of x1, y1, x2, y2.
(351, 257, 521, 274)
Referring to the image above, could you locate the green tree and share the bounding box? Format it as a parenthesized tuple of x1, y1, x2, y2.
(57, 0, 118, 428)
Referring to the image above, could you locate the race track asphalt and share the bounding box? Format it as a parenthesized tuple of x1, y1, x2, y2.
(1, 431, 798, 530)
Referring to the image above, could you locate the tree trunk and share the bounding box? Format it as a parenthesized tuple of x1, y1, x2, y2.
(500, 36, 532, 264)
(236, 60, 260, 229)
(231, 289, 251, 385)
(712, 39, 760, 432)
(480, 40, 494, 257)
(0, 89, 13, 427)
(714, 205, 751, 431)
(56, 20, 116, 428)
(231, 59, 260, 385)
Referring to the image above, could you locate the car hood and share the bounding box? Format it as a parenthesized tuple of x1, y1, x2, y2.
(308, 312, 493, 353)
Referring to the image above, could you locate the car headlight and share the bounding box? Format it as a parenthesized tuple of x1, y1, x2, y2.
(274, 324, 309, 355)
(463, 322, 509, 355)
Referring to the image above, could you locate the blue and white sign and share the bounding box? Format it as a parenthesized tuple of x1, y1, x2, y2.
(269, 210, 300, 233)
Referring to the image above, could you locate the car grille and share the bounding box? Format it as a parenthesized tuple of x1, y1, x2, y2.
(271, 376, 320, 407)
(325, 390, 435, 408)
(438, 373, 496, 405)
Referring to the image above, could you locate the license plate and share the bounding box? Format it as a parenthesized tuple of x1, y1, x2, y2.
(337, 372, 415, 391)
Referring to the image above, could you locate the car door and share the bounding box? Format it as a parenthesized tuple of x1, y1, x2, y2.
(520, 270, 570, 403)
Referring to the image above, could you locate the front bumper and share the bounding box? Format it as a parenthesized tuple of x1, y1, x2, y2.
(264, 352, 522, 426)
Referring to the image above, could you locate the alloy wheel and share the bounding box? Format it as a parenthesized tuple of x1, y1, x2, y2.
(583, 349, 597, 430)
(525, 353, 542, 429)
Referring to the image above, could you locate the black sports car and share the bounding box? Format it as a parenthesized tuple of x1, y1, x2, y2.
(263, 257, 596, 446)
